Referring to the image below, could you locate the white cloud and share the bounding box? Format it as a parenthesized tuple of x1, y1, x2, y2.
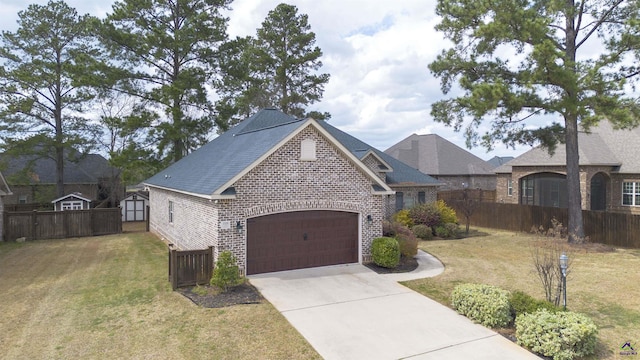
(1, 0, 567, 161)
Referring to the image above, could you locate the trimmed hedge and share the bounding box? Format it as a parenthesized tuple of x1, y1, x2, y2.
(412, 224, 433, 240)
(516, 310, 597, 360)
(451, 283, 512, 328)
(371, 237, 400, 268)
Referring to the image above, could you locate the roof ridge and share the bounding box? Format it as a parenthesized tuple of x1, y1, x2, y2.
(235, 119, 305, 136)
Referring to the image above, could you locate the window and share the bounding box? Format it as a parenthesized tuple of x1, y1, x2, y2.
(519, 173, 567, 208)
(418, 191, 426, 204)
(61, 201, 83, 210)
(395, 192, 404, 212)
(168, 200, 174, 223)
(18, 195, 27, 204)
(507, 179, 513, 196)
(622, 182, 640, 206)
(300, 139, 316, 161)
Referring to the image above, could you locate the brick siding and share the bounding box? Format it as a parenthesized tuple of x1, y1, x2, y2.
(149, 125, 385, 272)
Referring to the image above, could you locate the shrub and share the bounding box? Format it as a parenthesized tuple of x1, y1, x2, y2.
(451, 283, 512, 328)
(211, 251, 244, 291)
(409, 203, 441, 228)
(395, 227, 418, 258)
(392, 209, 414, 228)
(371, 237, 400, 268)
(412, 224, 433, 240)
(436, 200, 458, 224)
(510, 291, 558, 318)
(435, 223, 461, 238)
(516, 310, 598, 360)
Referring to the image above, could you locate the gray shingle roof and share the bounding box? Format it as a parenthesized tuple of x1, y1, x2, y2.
(315, 122, 441, 186)
(0, 152, 118, 184)
(384, 134, 495, 176)
(494, 121, 637, 173)
(144, 109, 440, 197)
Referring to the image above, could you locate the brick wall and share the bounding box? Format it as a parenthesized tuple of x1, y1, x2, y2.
(386, 185, 438, 218)
(495, 166, 640, 215)
(149, 124, 385, 272)
(434, 175, 496, 191)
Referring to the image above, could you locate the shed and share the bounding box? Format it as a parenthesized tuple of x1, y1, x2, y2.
(120, 192, 149, 222)
(52, 193, 92, 211)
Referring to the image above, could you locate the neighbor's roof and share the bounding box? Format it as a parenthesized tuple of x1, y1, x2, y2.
(384, 133, 495, 176)
(315, 121, 441, 186)
(0, 152, 118, 184)
(144, 109, 440, 198)
(494, 121, 639, 173)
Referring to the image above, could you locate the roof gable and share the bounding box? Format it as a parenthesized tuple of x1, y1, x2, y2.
(144, 109, 403, 198)
(52, 193, 92, 203)
(384, 134, 495, 175)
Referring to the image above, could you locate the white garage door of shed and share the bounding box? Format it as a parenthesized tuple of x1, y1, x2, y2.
(123, 199, 146, 221)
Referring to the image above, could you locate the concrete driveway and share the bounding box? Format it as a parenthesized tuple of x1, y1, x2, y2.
(250, 260, 539, 359)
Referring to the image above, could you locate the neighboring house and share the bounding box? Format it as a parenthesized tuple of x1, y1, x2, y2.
(0, 152, 123, 207)
(52, 193, 92, 211)
(0, 171, 12, 242)
(120, 191, 149, 222)
(384, 133, 496, 190)
(495, 121, 640, 214)
(487, 156, 514, 168)
(144, 109, 440, 275)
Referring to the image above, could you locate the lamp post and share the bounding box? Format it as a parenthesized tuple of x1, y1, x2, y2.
(559, 253, 568, 310)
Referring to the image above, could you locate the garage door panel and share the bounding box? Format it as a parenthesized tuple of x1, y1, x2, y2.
(246, 211, 358, 275)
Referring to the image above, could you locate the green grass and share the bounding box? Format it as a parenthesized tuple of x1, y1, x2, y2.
(405, 228, 640, 359)
(0, 231, 320, 360)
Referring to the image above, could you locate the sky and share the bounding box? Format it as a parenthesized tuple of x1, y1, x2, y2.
(0, 0, 537, 161)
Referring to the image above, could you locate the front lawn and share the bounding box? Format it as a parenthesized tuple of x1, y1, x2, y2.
(0, 230, 320, 360)
(404, 228, 640, 359)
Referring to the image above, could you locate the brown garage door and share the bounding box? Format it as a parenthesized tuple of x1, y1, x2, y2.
(246, 211, 358, 275)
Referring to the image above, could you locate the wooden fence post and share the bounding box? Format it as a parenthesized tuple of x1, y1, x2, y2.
(208, 246, 214, 280)
(169, 245, 178, 290)
(31, 210, 37, 241)
(145, 205, 150, 232)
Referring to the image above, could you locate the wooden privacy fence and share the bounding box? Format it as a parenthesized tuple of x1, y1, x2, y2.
(3, 208, 122, 241)
(439, 189, 496, 203)
(168, 246, 213, 290)
(446, 201, 640, 248)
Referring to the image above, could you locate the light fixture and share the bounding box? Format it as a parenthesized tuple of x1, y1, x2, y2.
(236, 220, 243, 234)
(366, 215, 373, 224)
(559, 252, 568, 310)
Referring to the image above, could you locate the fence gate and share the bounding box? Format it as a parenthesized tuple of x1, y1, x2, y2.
(168, 246, 213, 290)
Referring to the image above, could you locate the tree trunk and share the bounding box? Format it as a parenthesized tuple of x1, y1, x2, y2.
(565, 115, 584, 243)
(564, 1, 585, 243)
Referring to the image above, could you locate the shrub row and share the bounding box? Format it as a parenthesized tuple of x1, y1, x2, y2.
(451, 284, 597, 360)
(451, 283, 512, 328)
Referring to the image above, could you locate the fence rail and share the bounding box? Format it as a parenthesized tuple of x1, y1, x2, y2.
(438, 189, 496, 203)
(3, 208, 122, 241)
(446, 201, 640, 248)
(168, 246, 213, 290)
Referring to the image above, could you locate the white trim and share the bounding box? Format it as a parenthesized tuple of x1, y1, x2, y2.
(51, 193, 92, 204)
(144, 183, 236, 200)
(361, 150, 393, 172)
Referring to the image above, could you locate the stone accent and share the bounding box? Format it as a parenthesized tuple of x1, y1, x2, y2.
(149, 125, 385, 273)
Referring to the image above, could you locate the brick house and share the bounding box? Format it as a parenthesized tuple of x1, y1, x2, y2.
(384, 133, 496, 191)
(144, 109, 440, 275)
(495, 121, 640, 214)
(0, 152, 123, 208)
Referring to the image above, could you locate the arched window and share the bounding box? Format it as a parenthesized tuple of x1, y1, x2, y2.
(520, 173, 567, 208)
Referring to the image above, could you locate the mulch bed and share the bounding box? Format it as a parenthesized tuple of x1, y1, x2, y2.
(178, 282, 263, 308)
(364, 255, 419, 274)
(179, 257, 419, 308)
